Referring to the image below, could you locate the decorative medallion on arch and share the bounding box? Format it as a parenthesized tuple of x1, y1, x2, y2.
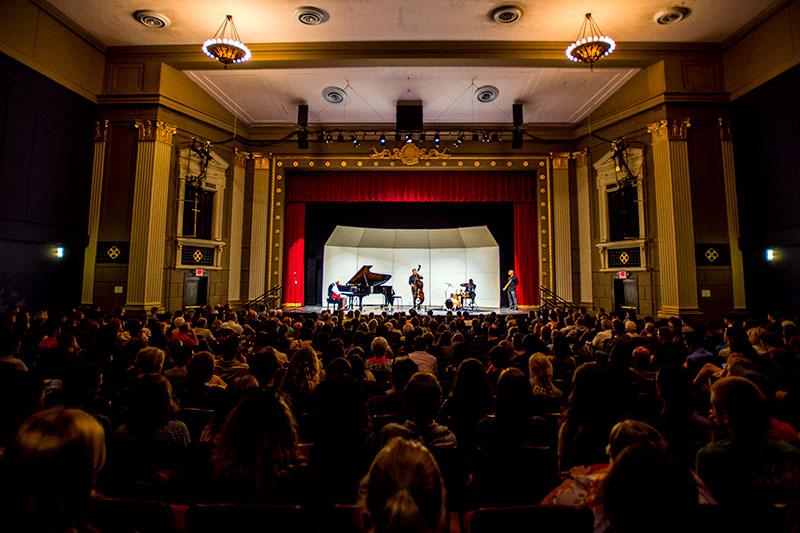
(593, 147, 647, 271)
(175, 148, 228, 269)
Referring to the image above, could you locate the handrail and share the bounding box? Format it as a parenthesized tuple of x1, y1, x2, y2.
(539, 285, 579, 313)
(240, 285, 282, 310)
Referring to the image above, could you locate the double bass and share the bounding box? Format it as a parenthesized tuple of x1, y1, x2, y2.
(414, 264, 425, 306)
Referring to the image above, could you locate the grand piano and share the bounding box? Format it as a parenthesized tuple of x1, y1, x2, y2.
(340, 265, 394, 309)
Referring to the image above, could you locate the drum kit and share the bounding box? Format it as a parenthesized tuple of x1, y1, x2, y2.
(444, 282, 477, 311)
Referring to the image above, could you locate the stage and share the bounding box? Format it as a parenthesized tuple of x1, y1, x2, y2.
(280, 305, 529, 317)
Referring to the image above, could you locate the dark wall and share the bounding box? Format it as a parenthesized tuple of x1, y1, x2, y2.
(733, 63, 800, 313)
(304, 202, 514, 306)
(0, 53, 94, 311)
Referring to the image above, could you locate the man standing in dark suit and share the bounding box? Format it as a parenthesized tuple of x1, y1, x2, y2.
(504, 269, 519, 310)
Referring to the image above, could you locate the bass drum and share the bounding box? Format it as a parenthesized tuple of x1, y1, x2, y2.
(445, 298, 454, 310)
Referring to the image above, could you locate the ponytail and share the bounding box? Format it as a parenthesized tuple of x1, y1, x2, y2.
(379, 488, 428, 533)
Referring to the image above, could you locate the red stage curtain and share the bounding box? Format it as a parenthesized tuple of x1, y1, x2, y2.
(282, 171, 540, 307)
(285, 171, 537, 203)
(514, 202, 538, 306)
(282, 202, 306, 305)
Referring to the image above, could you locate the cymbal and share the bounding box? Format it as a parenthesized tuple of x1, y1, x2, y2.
(460, 282, 469, 286)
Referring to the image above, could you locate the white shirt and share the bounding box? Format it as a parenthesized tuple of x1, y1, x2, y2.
(408, 350, 438, 374)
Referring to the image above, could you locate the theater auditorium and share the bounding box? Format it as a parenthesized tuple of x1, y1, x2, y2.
(1, 1, 799, 531)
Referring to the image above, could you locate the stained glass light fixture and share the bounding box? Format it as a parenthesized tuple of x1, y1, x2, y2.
(202, 15, 251, 66)
(565, 13, 616, 66)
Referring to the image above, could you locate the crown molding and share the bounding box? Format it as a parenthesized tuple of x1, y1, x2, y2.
(32, 0, 106, 53)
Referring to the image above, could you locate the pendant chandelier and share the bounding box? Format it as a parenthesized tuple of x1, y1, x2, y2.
(202, 15, 251, 66)
(565, 13, 616, 66)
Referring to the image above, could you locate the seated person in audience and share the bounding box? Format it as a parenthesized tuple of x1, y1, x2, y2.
(358, 437, 446, 533)
(193, 317, 216, 343)
(696, 376, 800, 508)
(209, 391, 304, 503)
(0, 407, 106, 533)
(113, 374, 190, 476)
(164, 343, 193, 396)
(247, 346, 281, 391)
(0, 364, 43, 452)
(408, 336, 437, 375)
(170, 322, 198, 348)
(180, 351, 227, 409)
(559, 363, 621, 469)
(131, 346, 166, 377)
(529, 353, 563, 407)
(603, 442, 701, 533)
(477, 367, 548, 449)
(214, 334, 250, 384)
(369, 356, 418, 415)
(440, 358, 493, 452)
(654, 365, 710, 462)
(279, 346, 321, 417)
(0, 333, 28, 372)
(366, 336, 394, 390)
(381, 372, 457, 448)
(684, 330, 717, 376)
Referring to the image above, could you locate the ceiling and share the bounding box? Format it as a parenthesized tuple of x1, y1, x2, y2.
(45, 0, 780, 127)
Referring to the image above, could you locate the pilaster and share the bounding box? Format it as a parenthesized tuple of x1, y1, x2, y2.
(248, 154, 270, 300)
(551, 152, 573, 302)
(126, 120, 176, 311)
(718, 118, 747, 310)
(573, 149, 593, 305)
(228, 149, 248, 304)
(81, 120, 108, 305)
(648, 118, 700, 317)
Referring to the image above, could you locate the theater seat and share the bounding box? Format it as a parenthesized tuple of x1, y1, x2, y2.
(470, 504, 593, 533)
(321, 504, 361, 533)
(185, 503, 314, 533)
(473, 446, 559, 506)
(89, 497, 176, 533)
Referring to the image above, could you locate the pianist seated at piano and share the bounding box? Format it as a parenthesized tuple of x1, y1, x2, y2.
(327, 280, 348, 310)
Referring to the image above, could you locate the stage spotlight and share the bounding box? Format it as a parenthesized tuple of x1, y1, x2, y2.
(350, 134, 360, 147)
(379, 133, 386, 146)
(325, 133, 333, 143)
(482, 132, 490, 143)
(433, 132, 441, 145)
(455, 132, 464, 146)
(405, 133, 414, 143)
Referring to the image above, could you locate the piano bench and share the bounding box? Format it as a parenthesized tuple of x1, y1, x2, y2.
(390, 295, 403, 308)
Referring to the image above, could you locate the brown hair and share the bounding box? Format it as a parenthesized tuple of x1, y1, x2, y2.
(359, 437, 446, 533)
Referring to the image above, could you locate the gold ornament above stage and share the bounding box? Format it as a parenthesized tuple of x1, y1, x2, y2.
(370, 143, 450, 166)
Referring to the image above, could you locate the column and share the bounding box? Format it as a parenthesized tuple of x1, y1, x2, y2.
(718, 118, 747, 310)
(574, 149, 593, 305)
(552, 153, 573, 301)
(126, 120, 176, 311)
(81, 120, 108, 305)
(248, 154, 270, 300)
(228, 149, 247, 304)
(648, 118, 700, 317)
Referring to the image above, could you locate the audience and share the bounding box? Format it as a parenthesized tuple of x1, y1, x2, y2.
(0, 302, 798, 530)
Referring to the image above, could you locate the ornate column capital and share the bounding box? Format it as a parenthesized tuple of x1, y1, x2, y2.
(571, 149, 589, 167)
(233, 148, 250, 168)
(648, 118, 691, 143)
(252, 152, 270, 170)
(718, 117, 733, 141)
(94, 120, 109, 142)
(550, 152, 571, 170)
(134, 120, 177, 144)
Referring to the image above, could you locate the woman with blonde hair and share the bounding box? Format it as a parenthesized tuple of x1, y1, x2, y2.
(358, 437, 447, 533)
(1, 407, 106, 532)
(529, 352, 563, 400)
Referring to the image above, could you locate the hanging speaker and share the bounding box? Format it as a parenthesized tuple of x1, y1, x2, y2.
(297, 104, 308, 127)
(513, 103, 523, 128)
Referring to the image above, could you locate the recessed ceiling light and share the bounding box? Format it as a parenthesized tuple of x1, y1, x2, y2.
(475, 85, 500, 103)
(654, 6, 692, 25)
(295, 6, 330, 25)
(133, 10, 171, 29)
(322, 86, 348, 104)
(490, 5, 523, 24)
